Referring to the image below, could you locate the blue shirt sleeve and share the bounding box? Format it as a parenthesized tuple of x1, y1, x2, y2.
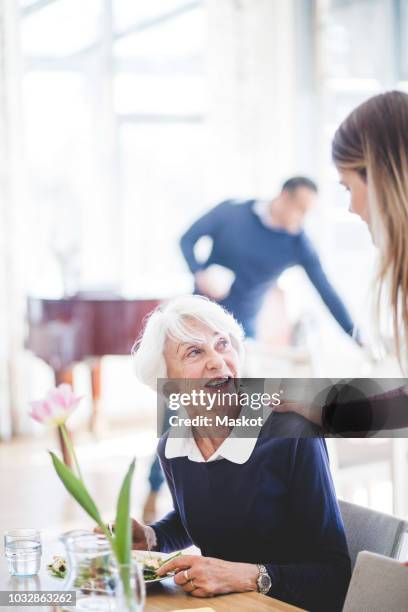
(265, 438, 351, 612)
(150, 508, 192, 553)
(179, 201, 231, 274)
(297, 232, 357, 337)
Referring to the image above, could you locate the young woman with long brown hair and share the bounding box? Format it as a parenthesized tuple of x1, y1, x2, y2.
(279, 90, 408, 434)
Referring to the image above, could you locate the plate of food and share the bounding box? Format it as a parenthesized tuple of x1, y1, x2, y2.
(47, 550, 181, 587)
(132, 550, 181, 583)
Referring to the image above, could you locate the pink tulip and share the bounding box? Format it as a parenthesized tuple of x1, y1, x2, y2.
(29, 384, 81, 426)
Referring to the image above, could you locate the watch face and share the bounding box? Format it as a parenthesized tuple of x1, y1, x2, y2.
(259, 573, 271, 592)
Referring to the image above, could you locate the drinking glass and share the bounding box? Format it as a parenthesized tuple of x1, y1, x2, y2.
(4, 529, 42, 576)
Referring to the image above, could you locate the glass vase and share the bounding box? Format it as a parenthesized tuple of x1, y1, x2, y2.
(60, 530, 116, 612)
(113, 561, 145, 612)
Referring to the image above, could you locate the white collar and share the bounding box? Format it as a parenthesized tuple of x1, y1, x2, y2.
(165, 430, 259, 464)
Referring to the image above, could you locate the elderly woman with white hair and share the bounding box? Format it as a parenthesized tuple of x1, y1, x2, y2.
(130, 295, 350, 612)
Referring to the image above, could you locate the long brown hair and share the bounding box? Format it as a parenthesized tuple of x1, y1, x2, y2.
(332, 91, 408, 363)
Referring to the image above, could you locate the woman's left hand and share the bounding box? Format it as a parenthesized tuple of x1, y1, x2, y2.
(156, 554, 259, 598)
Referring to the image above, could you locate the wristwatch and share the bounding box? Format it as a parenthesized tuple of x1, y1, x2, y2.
(256, 564, 272, 595)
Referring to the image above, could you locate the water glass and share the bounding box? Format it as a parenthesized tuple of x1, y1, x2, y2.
(4, 529, 42, 576)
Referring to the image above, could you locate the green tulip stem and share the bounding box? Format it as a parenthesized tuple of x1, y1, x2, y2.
(60, 424, 83, 482)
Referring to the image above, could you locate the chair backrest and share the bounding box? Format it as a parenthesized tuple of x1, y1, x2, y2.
(339, 499, 408, 569)
(343, 551, 408, 612)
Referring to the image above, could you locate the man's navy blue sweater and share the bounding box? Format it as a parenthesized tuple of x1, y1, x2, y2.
(152, 415, 351, 612)
(180, 199, 355, 337)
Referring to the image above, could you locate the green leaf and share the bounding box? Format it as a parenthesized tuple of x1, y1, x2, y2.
(112, 458, 136, 565)
(49, 451, 105, 531)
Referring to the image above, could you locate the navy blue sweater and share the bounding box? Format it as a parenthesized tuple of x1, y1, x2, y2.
(152, 415, 351, 612)
(180, 199, 355, 337)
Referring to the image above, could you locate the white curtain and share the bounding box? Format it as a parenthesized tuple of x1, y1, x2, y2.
(0, 1, 24, 440)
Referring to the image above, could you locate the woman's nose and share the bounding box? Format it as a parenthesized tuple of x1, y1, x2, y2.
(205, 350, 224, 370)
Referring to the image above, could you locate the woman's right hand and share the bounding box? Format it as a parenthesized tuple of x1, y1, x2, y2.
(94, 519, 149, 550)
(272, 400, 323, 426)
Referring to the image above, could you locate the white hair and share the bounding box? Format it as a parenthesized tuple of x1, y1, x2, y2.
(132, 295, 245, 390)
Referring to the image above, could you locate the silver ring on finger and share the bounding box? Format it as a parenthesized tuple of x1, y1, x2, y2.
(183, 569, 190, 582)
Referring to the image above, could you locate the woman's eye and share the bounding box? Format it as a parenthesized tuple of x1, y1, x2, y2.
(217, 338, 229, 349)
(186, 348, 201, 358)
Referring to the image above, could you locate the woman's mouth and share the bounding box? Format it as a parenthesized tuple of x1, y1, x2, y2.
(204, 376, 232, 390)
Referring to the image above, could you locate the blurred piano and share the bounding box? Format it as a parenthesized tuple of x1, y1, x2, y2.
(26, 293, 161, 462)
